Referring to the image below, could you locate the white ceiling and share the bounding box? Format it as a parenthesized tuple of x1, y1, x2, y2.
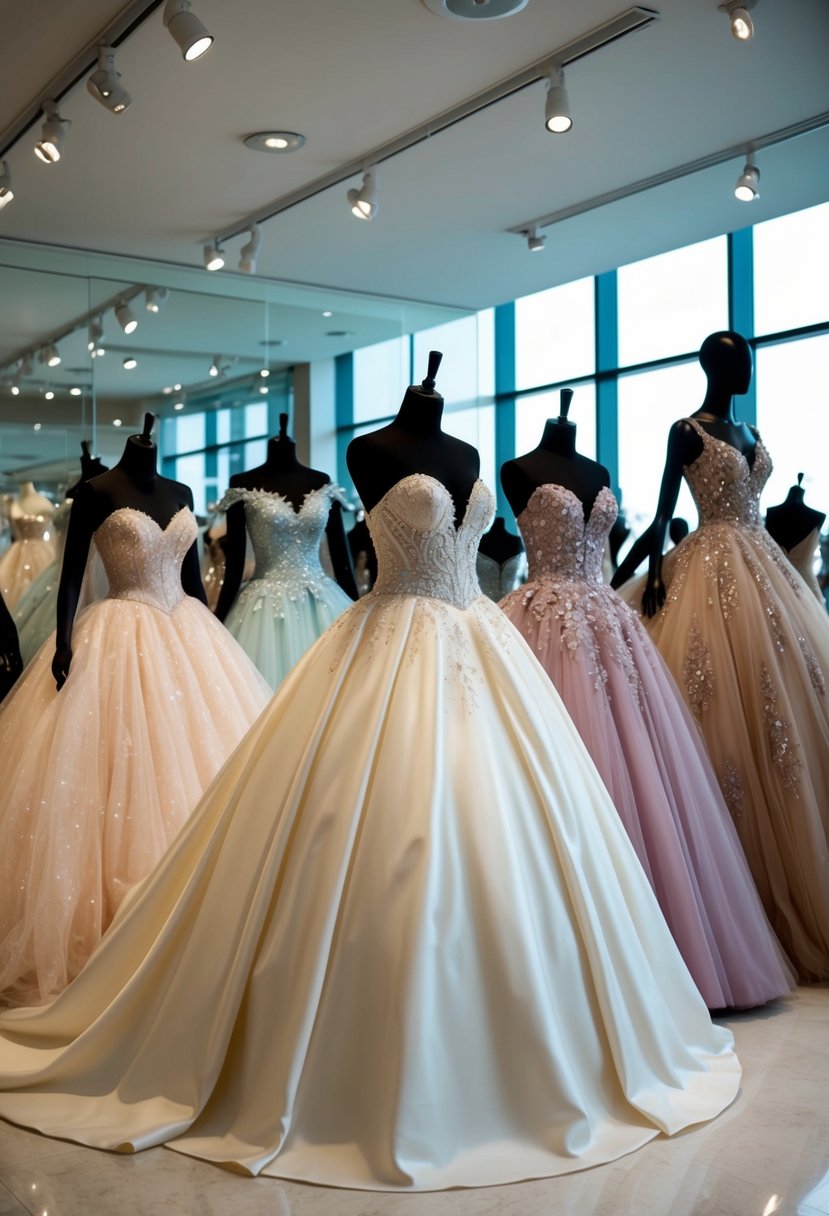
(0, 0, 827, 482)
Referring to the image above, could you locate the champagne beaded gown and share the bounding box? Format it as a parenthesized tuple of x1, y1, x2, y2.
(0, 475, 739, 1191)
(501, 483, 794, 1009)
(0, 512, 56, 610)
(217, 484, 353, 689)
(633, 421, 829, 981)
(0, 507, 271, 1006)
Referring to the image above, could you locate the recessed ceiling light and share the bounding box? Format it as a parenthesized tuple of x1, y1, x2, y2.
(326, 329, 354, 337)
(123, 356, 138, 370)
(69, 386, 82, 396)
(243, 131, 306, 154)
(113, 418, 123, 426)
(173, 400, 185, 410)
(258, 384, 268, 395)
(44, 388, 55, 400)
(259, 368, 270, 378)
(174, 382, 182, 390)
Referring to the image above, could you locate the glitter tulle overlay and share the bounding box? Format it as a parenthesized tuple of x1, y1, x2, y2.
(629, 421, 829, 980)
(0, 513, 56, 610)
(217, 484, 353, 690)
(0, 476, 739, 1190)
(501, 483, 793, 1009)
(0, 507, 270, 1005)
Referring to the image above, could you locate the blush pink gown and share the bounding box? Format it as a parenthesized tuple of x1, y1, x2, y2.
(501, 483, 794, 1010)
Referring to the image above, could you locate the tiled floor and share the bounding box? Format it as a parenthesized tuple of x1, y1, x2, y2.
(0, 985, 826, 1216)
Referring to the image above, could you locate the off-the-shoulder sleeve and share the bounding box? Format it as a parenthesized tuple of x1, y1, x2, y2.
(215, 487, 248, 512)
(326, 483, 352, 510)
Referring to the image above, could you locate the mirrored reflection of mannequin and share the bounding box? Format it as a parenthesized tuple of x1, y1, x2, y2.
(0, 591, 22, 703)
(476, 517, 526, 602)
(0, 482, 56, 609)
(0, 413, 270, 1006)
(612, 331, 829, 981)
(347, 509, 378, 596)
(215, 413, 357, 689)
(499, 386, 792, 1010)
(765, 474, 826, 605)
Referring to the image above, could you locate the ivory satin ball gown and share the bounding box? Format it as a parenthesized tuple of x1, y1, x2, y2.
(0, 506, 271, 1006)
(0, 475, 740, 1190)
(501, 483, 794, 1009)
(217, 484, 353, 689)
(629, 420, 829, 981)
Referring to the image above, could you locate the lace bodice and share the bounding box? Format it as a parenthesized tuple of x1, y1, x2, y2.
(95, 507, 196, 614)
(10, 514, 54, 543)
(218, 484, 346, 602)
(476, 551, 527, 601)
(518, 485, 617, 584)
(367, 475, 494, 609)
(683, 419, 771, 529)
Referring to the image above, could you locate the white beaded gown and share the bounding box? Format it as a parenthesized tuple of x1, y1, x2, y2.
(0, 475, 739, 1191)
(217, 484, 353, 689)
(0, 507, 271, 1006)
(630, 421, 829, 981)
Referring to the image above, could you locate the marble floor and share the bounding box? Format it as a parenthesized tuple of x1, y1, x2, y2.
(0, 985, 826, 1216)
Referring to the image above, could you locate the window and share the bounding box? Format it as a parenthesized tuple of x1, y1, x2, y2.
(515, 277, 595, 390)
(353, 336, 409, 422)
(755, 335, 829, 515)
(515, 385, 596, 461)
(175, 453, 206, 515)
(754, 202, 829, 337)
(413, 313, 490, 407)
(442, 404, 496, 494)
(174, 413, 205, 454)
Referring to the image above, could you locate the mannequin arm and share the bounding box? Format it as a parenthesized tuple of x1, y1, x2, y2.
(52, 488, 96, 690)
(325, 502, 358, 600)
(610, 525, 654, 589)
(214, 500, 247, 621)
(181, 542, 207, 604)
(638, 423, 691, 617)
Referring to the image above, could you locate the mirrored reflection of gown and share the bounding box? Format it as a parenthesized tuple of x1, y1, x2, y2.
(501, 484, 794, 1010)
(0, 513, 56, 610)
(0, 475, 739, 1192)
(475, 549, 527, 601)
(635, 421, 829, 981)
(217, 485, 353, 689)
(0, 507, 271, 1007)
(784, 526, 825, 605)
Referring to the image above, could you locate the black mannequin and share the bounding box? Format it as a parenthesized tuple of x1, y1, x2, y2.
(346, 351, 480, 526)
(0, 590, 22, 702)
(765, 474, 826, 553)
(53, 412, 205, 690)
(478, 517, 524, 564)
(347, 512, 378, 592)
(215, 413, 357, 621)
(608, 508, 631, 571)
(500, 388, 610, 521)
(669, 517, 690, 547)
(611, 331, 755, 611)
(66, 441, 110, 499)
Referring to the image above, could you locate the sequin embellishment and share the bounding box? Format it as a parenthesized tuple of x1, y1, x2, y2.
(760, 663, 801, 791)
(682, 618, 715, 721)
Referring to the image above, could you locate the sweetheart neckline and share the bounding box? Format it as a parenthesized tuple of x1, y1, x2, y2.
(223, 483, 339, 517)
(519, 483, 615, 528)
(96, 505, 192, 536)
(367, 474, 489, 534)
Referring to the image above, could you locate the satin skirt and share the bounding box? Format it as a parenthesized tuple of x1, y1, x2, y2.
(0, 592, 740, 1190)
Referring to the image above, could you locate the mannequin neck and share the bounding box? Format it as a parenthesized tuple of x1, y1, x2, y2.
(18, 481, 37, 498)
(116, 436, 158, 481)
(265, 435, 301, 472)
(698, 378, 741, 422)
(489, 517, 508, 535)
(538, 418, 577, 456)
(786, 484, 806, 504)
(394, 387, 445, 437)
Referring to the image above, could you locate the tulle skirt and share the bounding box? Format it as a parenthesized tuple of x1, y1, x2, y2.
(0, 591, 739, 1190)
(14, 545, 108, 667)
(0, 595, 271, 1005)
(0, 538, 56, 610)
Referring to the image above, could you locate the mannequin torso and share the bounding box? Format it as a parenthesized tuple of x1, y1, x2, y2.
(765, 476, 826, 552)
(478, 517, 524, 564)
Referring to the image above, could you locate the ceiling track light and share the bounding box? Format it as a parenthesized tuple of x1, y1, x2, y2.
(238, 224, 262, 273)
(203, 241, 224, 271)
(88, 315, 106, 357)
(10, 376, 21, 396)
(123, 356, 138, 370)
(347, 168, 378, 221)
(43, 385, 55, 401)
(145, 286, 169, 313)
(544, 65, 572, 133)
(734, 152, 760, 201)
(115, 300, 138, 333)
(526, 225, 546, 252)
(163, 0, 214, 61)
(209, 355, 222, 377)
(34, 100, 70, 164)
(19, 354, 33, 377)
(718, 0, 757, 41)
(40, 342, 61, 368)
(0, 161, 13, 209)
(87, 46, 132, 113)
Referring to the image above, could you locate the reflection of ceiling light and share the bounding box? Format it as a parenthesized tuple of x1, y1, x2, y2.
(322, 310, 333, 317)
(115, 300, 138, 333)
(69, 386, 82, 396)
(347, 169, 378, 221)
(203, 241, 224, 271)
(173, 400, 185, 410)
(34, 101, 70, 163)
(33, 422, 41, 431)
(243, 131, 306, 153)
(527, 225, 545, 252)
(719, 0, 756, 40)
(734, 155, 760, 201)
(162, 386, 173, 394)
(123, 356, 138, 370)
(0, 161, 13, 209)
(259, 384, 268, 395)
(41, 343, 61, 368)
(174, 382, 182, 390)
(238, 224, 262, 274)
(545, 66, 572, 133)
(88, 316, 106, 356)
(44, 387, 55, 400)
(209, 355, 221, 377)
(113, 418, 123, 426)
(10, 380, 20, 396)
(163, 0, 213, 61)
(259, 368, 270, 378)
(145, 287, 169, 313)
(87, 46, 132, 113)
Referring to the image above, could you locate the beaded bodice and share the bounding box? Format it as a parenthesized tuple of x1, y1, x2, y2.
(683, 419, 771, 529)
(218, 484, 346, 601)
(10, 513, 54, 543)
(368, 475, 494, 610)
(476, 550, 527, 601)
(518, 485, 617, 584)
(95, 506, 195, 614)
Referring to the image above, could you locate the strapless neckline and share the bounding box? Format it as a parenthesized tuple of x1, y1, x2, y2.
(368, 474, 486, 535)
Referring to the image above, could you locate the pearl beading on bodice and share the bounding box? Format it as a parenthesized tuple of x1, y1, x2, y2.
(95, 507, 196, 614)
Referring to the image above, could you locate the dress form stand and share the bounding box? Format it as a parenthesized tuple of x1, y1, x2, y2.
(347, 351, 480, 522)
(11, 483, 53, 521)
(67, 441, 109, 499)
(478, 517, 524, 564)
(611, 331, 755, 603)
(54, 412, 205, 689)
(501, 388, 611, 520)
(216, 413, 357, 621)
(766, 474, 827, 604)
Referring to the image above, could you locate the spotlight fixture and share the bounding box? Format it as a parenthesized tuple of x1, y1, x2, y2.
(718, 0, 757, 41)
(203, 241, 224, 271)
(258, 384, 269, 395)
(173, 398, 185, 410)
(734, 154, 760, 201)
(34, 100, 70, 163)
(69, 386, 82, 396)
(163, 0, 214, 61)
(347, 168, 378, 221)
(115, 300, 138, 333)
(44, 387, 55, 401)
(40, 343, 61, 368)
(123, 356, 138, 370)
(10, 379, 20, 396)
(162, 386, 173, 394)
(527, 225, 546, 252)
(33, 422, 41, 431)
(174, 382, 182, 390)
(209, 355, 221, 377)
(145, 287, 169, 313)
(259, 368, 270, 378)
(86, 46, 132, 113)
(238, 224, 262, 274)
(113, 418, 123, 427)
(0, 161, 13, 209)
(322, 310, 333, 318)
(544, 66, 572, 133)
(88, 316, 106, 357)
